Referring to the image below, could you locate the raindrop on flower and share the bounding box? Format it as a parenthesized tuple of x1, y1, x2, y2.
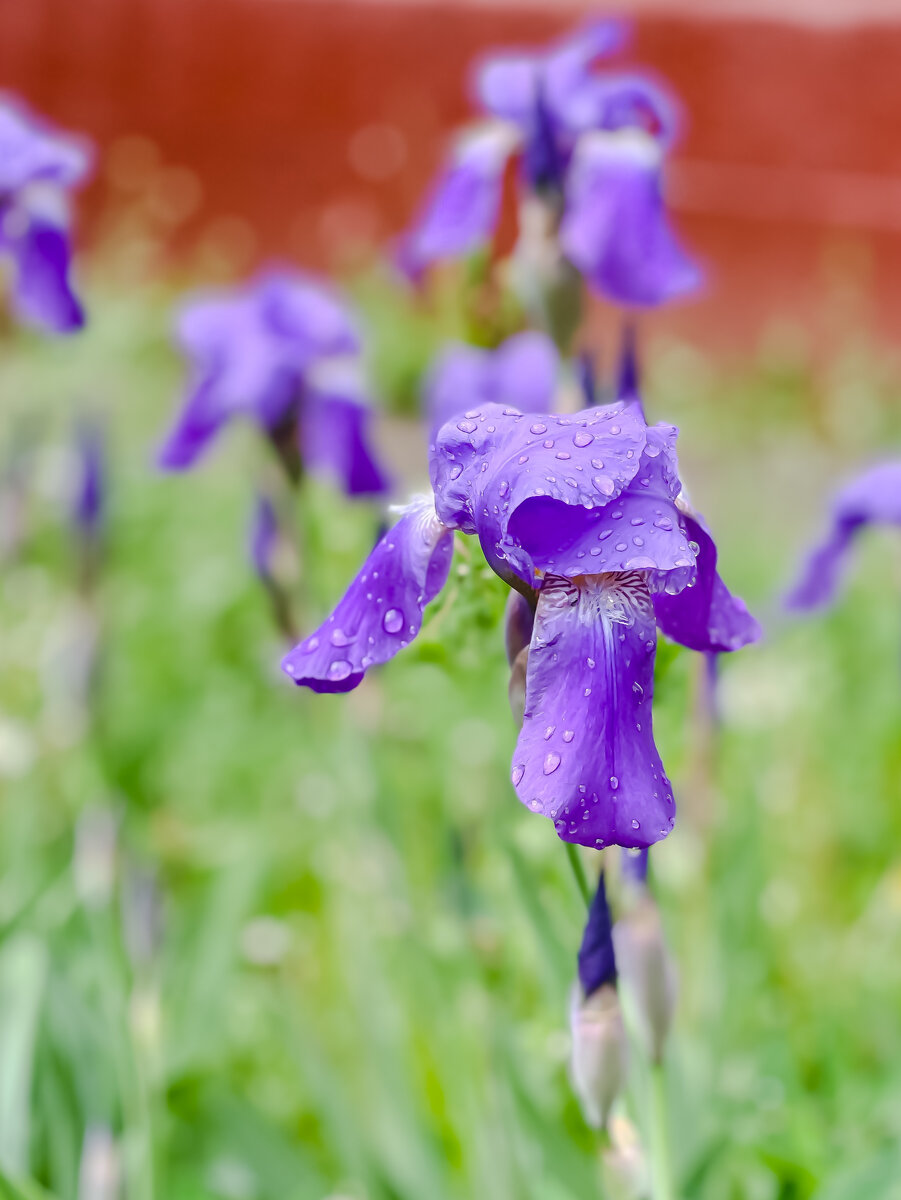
(511, 764, 525, 786)
(382, 608, 404, 634)
(543, 752, 561, 775)
(328, 659, 353, 682)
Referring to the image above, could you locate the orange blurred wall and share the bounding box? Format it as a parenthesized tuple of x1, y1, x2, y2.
(3, 0, 901, 352)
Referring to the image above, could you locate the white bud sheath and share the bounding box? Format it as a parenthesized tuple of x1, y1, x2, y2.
(613, 893, 677, 1064)
(569, 981, 629, 1130)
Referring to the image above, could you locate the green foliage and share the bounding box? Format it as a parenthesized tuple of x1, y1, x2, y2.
(2, 286, 901, 1199)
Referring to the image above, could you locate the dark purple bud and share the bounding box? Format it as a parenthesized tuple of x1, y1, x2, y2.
(578, 870, 617, 996)
(71, 420, 105, 539)
(248, 494, 279, 583)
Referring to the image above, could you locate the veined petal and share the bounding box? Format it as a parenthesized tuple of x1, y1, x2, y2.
(786, 461, 901, 611)
(282, 497, 454, 692)
(397, 123, 518, 276)
(560, 130, 700, 308)
(654, 511, 760, 652)
(302, 388, 390, 497)
(2, 213, 83, 332)
(513, 572, 675, 850)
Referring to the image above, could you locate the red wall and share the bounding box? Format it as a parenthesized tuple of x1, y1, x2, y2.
(2, 0, 901, 352)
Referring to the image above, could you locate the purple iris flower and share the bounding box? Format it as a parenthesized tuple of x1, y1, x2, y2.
(283, 397, 757, 850)
(398, 21, 698, 308)
(0, 95, 91, 333)
(424, 330, 559, 436)
(786, 461, 901, 612)
(157, 271, 390, 496)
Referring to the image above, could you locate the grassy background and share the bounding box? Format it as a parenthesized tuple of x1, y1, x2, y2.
(2, 279, 901, 1200)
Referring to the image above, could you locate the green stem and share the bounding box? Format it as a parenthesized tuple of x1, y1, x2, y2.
(564, 843, 592, 910)
(648, 1061, 675, 1200)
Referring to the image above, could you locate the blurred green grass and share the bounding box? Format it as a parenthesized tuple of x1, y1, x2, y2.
(2, 282, 901, 1200)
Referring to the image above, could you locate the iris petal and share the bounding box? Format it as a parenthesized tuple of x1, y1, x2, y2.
(4, 215, 84, 333)
(396, 124, 518, 276)
(302, 391, 390, 497)
(654, 511, 760, 651)
(560, 130, 700, 308)
(513, 572, 675, 850)
(282, 498, 454, 693)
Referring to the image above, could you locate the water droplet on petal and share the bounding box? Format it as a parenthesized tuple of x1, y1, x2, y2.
(631, 818, 640, 829)
(328, 659, 353, 682)
(610, 776, 619, 790)
(562, 730, 575, 743)
(543, 752, 561, 775)
(304, 636, 320, 652)
(573, 431, 594, 448)
(511, 764, 525, 786)
(593, 475, 615, 496)
(382, 608, 404, 634)
(457, 419, 478, 434)
(530, 423, 547, 435)
(330, 628, 353, 647)
(449, 464, 463, 481)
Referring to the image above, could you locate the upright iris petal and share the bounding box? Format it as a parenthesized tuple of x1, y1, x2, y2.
(513, 572, 674, 850)
(3, 215, 84, 332)
(560, 130, 700, 307)
(787, 461, 901, 612)
(281, 497, 454, 693)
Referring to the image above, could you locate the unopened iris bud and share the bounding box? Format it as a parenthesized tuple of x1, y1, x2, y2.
(613, 887, 677, 1065)
(77, 1126, 121, 1200)
(570, 872, 629, 1130)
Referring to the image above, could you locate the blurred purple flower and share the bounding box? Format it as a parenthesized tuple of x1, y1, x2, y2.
(71, 421, 105, 540)
(424, 330, 558, 436)
(0, 96, 91, 333)
(248, 494, 279, 583)
(786, 461, 901, 612)
(157, 271, 389, 496)
(398, 21, 697, 308)
(283, 398, 757, 849)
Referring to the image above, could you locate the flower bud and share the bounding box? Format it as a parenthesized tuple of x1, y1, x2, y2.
(78, 1126, 121, 1200)
(503, 589, 534, 666)
(613, 892, 677, 1064)
(508, 646, 529, 726)
(570, 981, 629, 1131)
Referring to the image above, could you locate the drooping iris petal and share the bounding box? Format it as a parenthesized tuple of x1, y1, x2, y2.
(654, 512, 760, 652)
(513, 572, 675, 850)
(302, 390, 390, 497)
(156, 376, 233, 470)
(578, 870, 618, 996)
(786, 461, 901, 612)
(560, 130, 700, 308)
(282, 497, 454, 693)
(3, 215, 84, 332)
(425, 330, 558, 437)
(397, 124, 518, 277)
